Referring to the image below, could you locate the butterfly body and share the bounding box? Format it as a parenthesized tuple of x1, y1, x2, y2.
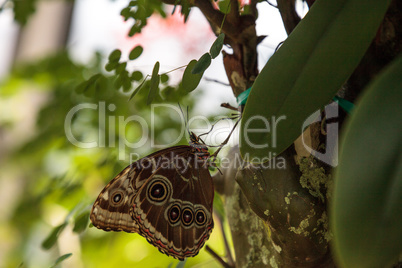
(90, 134, 214, 260)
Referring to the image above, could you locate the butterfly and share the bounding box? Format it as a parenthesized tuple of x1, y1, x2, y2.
(90, 132, 214, 260)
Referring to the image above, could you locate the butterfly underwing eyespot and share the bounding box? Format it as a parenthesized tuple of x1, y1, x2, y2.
(195, 209, 207, 226)
(90, 132, 214, 260)
(167, 204, 181, 225)
(146, 178, 170, 204)
(110, 191, 124, 206)
(181, 207, 194, 227)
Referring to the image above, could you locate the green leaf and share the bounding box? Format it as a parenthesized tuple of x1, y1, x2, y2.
(120, 7, 131, 21)
(218, 0, 231, 14)
(160, 73, 169, 84)
(113, 77, 123, 90)
(210, 33, 225, 59)
(147, 61, 160, 105)
(50, 253, 72, 268)
(182, 60, 203, 93)
(13, 0, 37, 25)
(75, 74, 102, 95)
(42, 222, 68, 250)
(129, 75, 149, 100)
(180, 0, 191, 22)
(131, 71, 144, 81)
(213, 193, 225, 221)
(192, 53, 211, 75)
(108, 49, 122, 63)
(129, 45, 144, 60)
(115, 62, 127, 74)
(331, 55, 402, 268)
(73, 211, 90, 233)
(240, 0, 392, 162)
(105, 61, 118, 72)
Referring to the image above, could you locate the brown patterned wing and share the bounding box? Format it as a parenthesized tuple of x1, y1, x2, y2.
(90, 165, 140, 233)
(130, 148, 214, 260)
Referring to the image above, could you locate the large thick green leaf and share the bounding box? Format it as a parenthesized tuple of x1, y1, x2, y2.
(240, 0, 392, 162)
(331, 56, 402, 268)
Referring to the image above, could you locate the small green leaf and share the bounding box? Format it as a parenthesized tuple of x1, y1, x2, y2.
(75, 81, 88, 94)
(73, 212, 90, 233)
(129, 75, 149, 100)
(113, 76, 123, 90)
(218, 0, 231, 14)
(147, 62, 160, 105)
(75, 74, 102, 95)
(129, 45, 144, 60)
(210, 33, 225, 59)
(105, 61, 118, 72)
(332, 55, 402, 268)
(131, 71, 143, 81)
(180, 1, 191, 22)
(108, 49, 121, 63)
(160, 73, 169, 84)
(120, 7, 130, 20)
(115, 62, 127, 74)
(122, 78, 132, 92)
(129, 26, 137, 37)
(42, 222, 68, 250)
(192, 53, 211, 75)
(182, 60, 203, 93)
(50, 253, 72, 268)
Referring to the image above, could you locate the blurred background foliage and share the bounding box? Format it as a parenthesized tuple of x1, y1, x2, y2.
(0, 0, 232, 265)
(0, 49, 229, 267)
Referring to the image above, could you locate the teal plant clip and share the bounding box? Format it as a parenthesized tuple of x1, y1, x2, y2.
(237, 87, 354, 114)
(236, 87, 251, 106)
(332, 96, 354, 113)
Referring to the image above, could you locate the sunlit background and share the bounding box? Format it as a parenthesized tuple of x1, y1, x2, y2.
(0, 0, 291, 267)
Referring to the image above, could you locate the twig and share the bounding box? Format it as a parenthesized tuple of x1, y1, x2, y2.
(160, 64, 187, 75)
(220, 103, 238, 111)
(216, 214, 235, 267)
(204, 77, 231, 87)
(199, 115, 240, 141)
(205, 245, 233, 268)
(265, 0, 278, 8)
(210, 116, 241, 161)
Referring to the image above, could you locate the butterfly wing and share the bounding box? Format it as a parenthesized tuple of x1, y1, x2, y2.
(90, 147, 187, 232)
(90, 146, 214, 260)
(130, 148, 214, 260)
(90, 165, 140, 233)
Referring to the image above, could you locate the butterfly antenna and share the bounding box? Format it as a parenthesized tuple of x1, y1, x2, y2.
(198, 114, 241, 148)
(209, 116, 241, 161)
(199, 114, 240, 139)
